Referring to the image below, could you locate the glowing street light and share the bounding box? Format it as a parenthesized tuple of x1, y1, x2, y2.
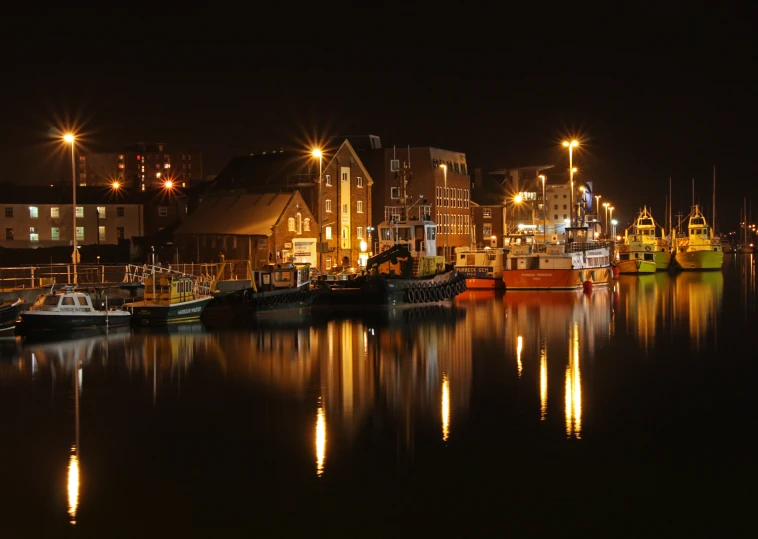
(63, 133, 78, 283)
(312, 149, 323, 272)
(539, 174, 547, 241)
(603, 202, 610, 238)
(562, 140, 579, 227)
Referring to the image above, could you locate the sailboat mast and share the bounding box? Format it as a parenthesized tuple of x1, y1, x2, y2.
(669, 177, 672, 242)
(712, 165, 716, 235)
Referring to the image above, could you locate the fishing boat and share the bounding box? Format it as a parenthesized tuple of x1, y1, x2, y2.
(454, 246, 507, 289)
(0, 298, 24, 333)
(672, 204, 724, 271)
(501, 227, 614, 290)
(316, 159, 466, 308)
(205, 259, 326, 320)
(124, 265, 214, 325)
(16, 286, 131, 334)
(615, 207, 664, 274)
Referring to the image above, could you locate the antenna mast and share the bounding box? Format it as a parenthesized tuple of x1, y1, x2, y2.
(712, 165, 717, 235)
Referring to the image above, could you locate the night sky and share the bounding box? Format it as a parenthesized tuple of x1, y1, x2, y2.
(2, 9, 753, 232)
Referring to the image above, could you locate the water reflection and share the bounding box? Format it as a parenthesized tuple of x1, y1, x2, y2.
(503, 290, 611, 433)
(316, 399, 326, 476)
(441, 373, 450, 442)
(674, 272, 723, 350)
(614, 273, 671, 354)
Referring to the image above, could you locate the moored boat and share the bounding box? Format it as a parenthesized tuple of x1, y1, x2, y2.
(124, 266, 214, 325)
(672, 204, 724, 271)
(502, 227, 613, 290)
(454, 246, 507, 289)
(0, 298, 24, 333)
(17, 286, 131, 335)
(616, 207, 662, 274)
(205, 259, 326, 320)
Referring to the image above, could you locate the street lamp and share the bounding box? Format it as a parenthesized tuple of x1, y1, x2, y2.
(594, 195, 601, 239)
(611, 219, 618, 238)
(562, 140, 579, 227)
(603, 202, 610, 238)
(539, 174, 547, 242)
(440, 164, 448, 262)
(312, 149, 323, 272)
(609, 207, 615, 238)
(63, 133, 78, 284)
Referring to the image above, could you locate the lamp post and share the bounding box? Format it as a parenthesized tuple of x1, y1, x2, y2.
(539, 174, 547, 242)
(603, 202, 610, 238)
(609, 207, 615, 238)
(64, 133, 78, 284)
(611, 219, 618, 239)
(594, 195, 601, 239)
(312, 149, 323, 272)
(562, 140, 579, 227)
(440, 164, 448, 262)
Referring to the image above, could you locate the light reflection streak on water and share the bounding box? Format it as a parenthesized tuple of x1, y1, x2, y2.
(441, 373, 450, 442)
(316, 401, 326, 477)
(539, 342, 547, 420)
(564, 321, 582, 439)
(67, 446, 79, 524)
(516, 336, 523, 378)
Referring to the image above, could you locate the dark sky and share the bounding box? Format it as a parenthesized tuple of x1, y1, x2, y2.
(2, 8, 754, 231)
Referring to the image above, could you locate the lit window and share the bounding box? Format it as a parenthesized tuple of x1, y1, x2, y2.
(357, 200, 363, 213)
(325, 226, 332, 240)
(51, 227, 60, 241)
(342, 172, 348, 182)
(325, 175, 332, 186)
(342, 203, 348, 213)
(304, 218, 311, 232)
(325, 200, 332, 213)
(76, 207, 84, 218)
(29, 226, 39, 242)
(357, 226, 363, 239)
(357, 176, 363, 188)
(164, 163, 171, 169)
(76, 227, 84, 241)
(97, 206, 106, 219)
(50, 207, 60, 218)
(29, 207, 38, 219)
(483, 208, 491, 218)
(99, 226, 105, 242)
(288, 217, 295, 231)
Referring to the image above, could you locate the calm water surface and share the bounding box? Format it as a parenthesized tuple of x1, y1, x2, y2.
(1, 255, 756, 536)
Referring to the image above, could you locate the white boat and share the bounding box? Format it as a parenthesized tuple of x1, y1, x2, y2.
(18, 286, 132, 334)
(501, 227, 614, 290)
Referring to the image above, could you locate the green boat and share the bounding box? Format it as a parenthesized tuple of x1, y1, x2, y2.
(125, 269, 214, 325)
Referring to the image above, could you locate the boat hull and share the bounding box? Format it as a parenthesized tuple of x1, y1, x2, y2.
(464, 277, 505, 290)
(127, 296, 213, 325)
(502, 267, 612, 290)
(654, 251, 671, 271)
(675, 250, 724, 271)
(18, 311, 132, 333)
(0, 299, 24, 333)
(317, 271, 467, 309)
(616, 259, 657, 274)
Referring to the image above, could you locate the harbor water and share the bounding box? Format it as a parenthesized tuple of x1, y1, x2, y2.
(0, 255, 755, 536)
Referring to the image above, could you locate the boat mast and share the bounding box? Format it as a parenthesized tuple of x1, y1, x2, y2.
(712, 165, 717, 235)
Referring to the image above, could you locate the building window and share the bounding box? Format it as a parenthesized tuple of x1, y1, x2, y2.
(357, 200, 363, 213)
(562, 194, 567, 198)
(99, 226, 106, 242)
(51, 207, 60, 218)
(5, 228, 12, 240)
(563, 214, 568, 219)
(76, 227, 84, 241)
(325, 199, 332, 213)
(554, 214, 559, 220)
(483, 224, 492, 237)
(342, 203, 348, 214)
(51, 227, 60, 240)
(554, 205, 558, 210)
(117, 207, 125, 217)
(563, 204, 567, 210)
(304, 218, 311, 232)
(554, 194, 559, 198)
(296, 213, 302, 234)
(29, 207, 38, 219)
(76, 207, 84, 218)
(483, 208, 491, 218)
(357, 176, 363, 188)
(97, 206, 106, 219)
(325, 174, 332, 186)
(341, 225, 349, 248)
(357, 226, 363, 239)
(5, 208, 13, 218)
(29, 227, 39, 242)
(326, 256, 332, 270)
(288, 217, 295, 232)
(159, 207, 168, 217)
(391, 187, 400, 199)
(117, 227, 124, 239)
(342, 172, 348, 183)
(325, 226, 332, 240)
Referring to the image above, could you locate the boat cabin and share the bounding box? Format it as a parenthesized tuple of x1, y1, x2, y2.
(377, 217, 437, 257)
(143, 274, 208, 305)
(252, 263, 311, 292)
(32, 287, 101, 313)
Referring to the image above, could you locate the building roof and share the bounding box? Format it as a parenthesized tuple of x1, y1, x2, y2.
(471, 174, 506, 206)
(0, 184, 180, 205)
(210, 150, 314, 192)
(174, 191, 297, 236)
